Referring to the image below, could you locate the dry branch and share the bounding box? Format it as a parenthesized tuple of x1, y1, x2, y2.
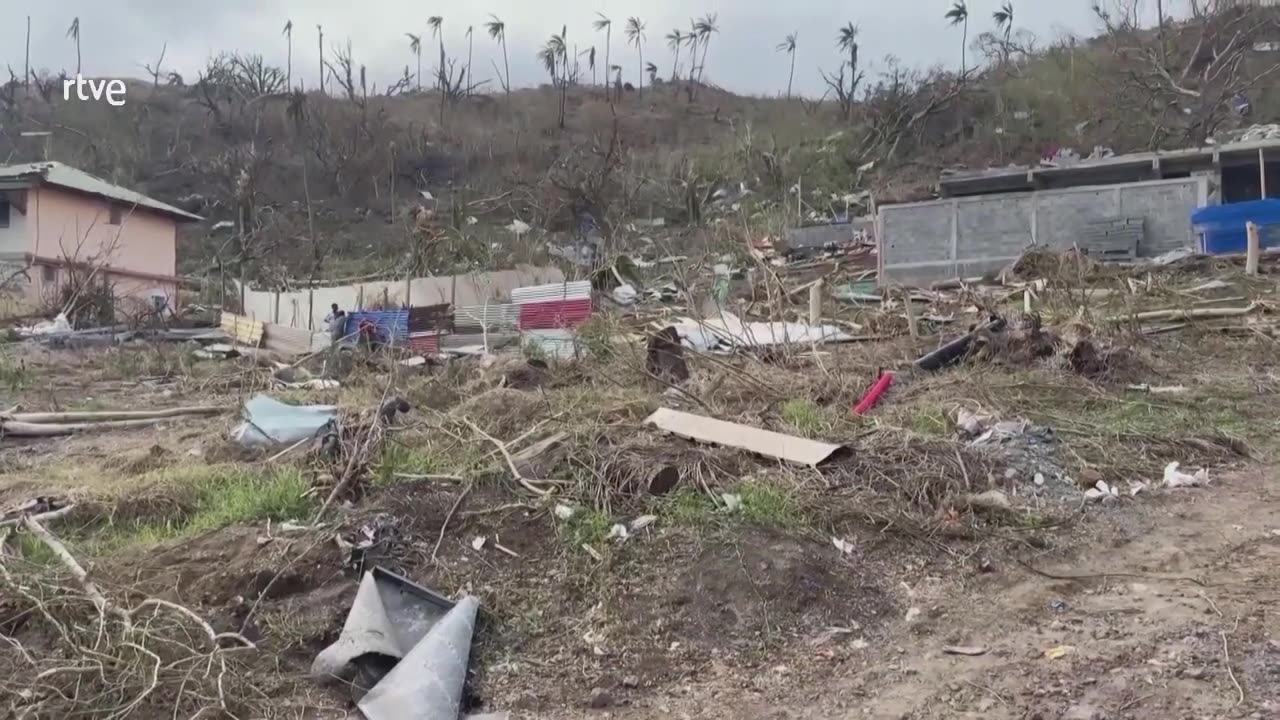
(5, 406, 224, 424)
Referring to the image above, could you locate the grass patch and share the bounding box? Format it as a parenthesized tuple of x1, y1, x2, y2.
(561, 508, 612, 548)
(68, 465, 315, 556)
(656, 481, 806, 532)
(376, 442, 448, 484)
(0, 350, 26, 391)
(738, 481, 805, 529)
(907, 411, 950, 437)
(781, 398, 830, 438)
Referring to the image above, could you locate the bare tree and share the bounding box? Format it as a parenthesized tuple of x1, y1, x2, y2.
(777, 33, 797, 99)
(1093, 0, 1280, 146)
(24, 16, 30, 92)
(142, 43, 167, 88)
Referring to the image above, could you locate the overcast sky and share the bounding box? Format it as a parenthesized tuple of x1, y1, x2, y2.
(4, 1, 1158, 98)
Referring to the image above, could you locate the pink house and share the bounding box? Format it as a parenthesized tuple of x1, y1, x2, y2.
(0, 161, 202, 316)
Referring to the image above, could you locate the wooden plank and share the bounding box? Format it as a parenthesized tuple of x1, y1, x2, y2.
(644, 408, 848, 467)
(220, 312, 265, 346)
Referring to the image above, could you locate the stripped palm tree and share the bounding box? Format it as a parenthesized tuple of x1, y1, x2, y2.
(317, 24, 324, 93)
(428, 16, 445, 90)
(581, 46, 597, 86)
(666, 28, 685, 82)
(485, 15, 510, 96)
(645, 61, 658, 86)
(465, 26, 474, 93)
(593, 14, 613, 97)
(282, 20, 293, 89)
(406, 33, 423, 90)
(693, 13, 718, 85)
(625, 17, 646, 99)
(66, 17, 81, 74)
(945, 1, 970, 81)
(776, 32, 797, 99)
(993, 1, 1014, 59)
(836, 23, 859, 120)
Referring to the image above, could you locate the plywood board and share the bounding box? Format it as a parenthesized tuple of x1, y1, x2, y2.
(220, 312, 265, 346)
(644, 407, 848, 467)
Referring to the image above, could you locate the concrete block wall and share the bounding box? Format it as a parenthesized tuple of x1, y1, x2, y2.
(879, 176, 1207, 285)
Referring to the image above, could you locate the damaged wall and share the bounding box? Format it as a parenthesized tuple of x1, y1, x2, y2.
(878, 176, 1208, 285)
(240, 265, 565, 330)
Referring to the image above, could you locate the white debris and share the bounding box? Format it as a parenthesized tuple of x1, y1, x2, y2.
(471, 536, 487, 550)
(211, 220, 235, 231)
(506, 218, 531, 235)
(955, 408, 994, 436)
(832, 537, 855, 556)
(1084, 480, 1120, 503)
(905, 607, 922, 623)
(465, 216, 479, 226)
(1034, 473, 1046, 487)
(629, 515, 657, 532)
(1163, 462, 1210, 488)
(612, 284, 638, 305)
(553, 504, 576, 520)
(608, 524, 630, 542)
(419, 190, 435, 201)
(721, 493, 743, 513)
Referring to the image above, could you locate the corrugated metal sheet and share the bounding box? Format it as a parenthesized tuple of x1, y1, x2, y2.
(454, 304, 520, 333)
(408, 331, 443, 355)
(518, 299, 592, 330)
(346, 310, 409, 343)
(511, 281, 592, 305)
(408, 303, 453, 333)
(522, 329, 580, 360)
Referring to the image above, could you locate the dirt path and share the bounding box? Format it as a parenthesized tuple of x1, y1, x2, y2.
(558, 469, 1280, 719)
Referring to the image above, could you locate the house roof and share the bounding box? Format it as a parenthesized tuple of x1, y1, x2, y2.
(0, 161, 203, 222)
(939, 137, 1280, 197)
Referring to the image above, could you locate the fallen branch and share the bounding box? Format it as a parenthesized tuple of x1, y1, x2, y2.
(432, 483, 472, 563)
(1119, 305, 1258, 323)
(0, 503, 76, 528)
(1, 418, 185, 437)
(21, 516, 132, 633)
(5, 406, 224, 424)
(459, 417, 553, 496)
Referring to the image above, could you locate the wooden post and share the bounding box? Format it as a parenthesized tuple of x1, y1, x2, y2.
(1246, 222, 1261, 276)
(1261, 148, 1268, 199)
(808, 279, 822, 325)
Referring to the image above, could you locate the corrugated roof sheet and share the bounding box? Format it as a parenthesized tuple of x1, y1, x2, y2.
(454, 304, 520, 333)
(346, 310, 409, 342)
(518, 298, 592, 330)
(512, 281, 592, 304)
(0, 162, 203, 222)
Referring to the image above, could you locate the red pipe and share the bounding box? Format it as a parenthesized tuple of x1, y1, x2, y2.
(852, 371, 893, 416)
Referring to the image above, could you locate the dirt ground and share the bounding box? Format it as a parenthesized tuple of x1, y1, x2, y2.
(4, 265, 1280, 719)
(566, 467, 1280, 720)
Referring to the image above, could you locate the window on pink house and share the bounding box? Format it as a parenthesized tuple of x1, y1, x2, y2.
(0, 199, 9, 228)
(41, 265, 56, 283)
(108, 205, 123, 225)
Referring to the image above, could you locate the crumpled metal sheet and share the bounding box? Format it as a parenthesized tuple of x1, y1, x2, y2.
(311, 569, 479, 720)
(231, 394, 336, 448)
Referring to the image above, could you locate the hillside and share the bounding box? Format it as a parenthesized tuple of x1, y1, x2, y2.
(1, 3, 1277, 291)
